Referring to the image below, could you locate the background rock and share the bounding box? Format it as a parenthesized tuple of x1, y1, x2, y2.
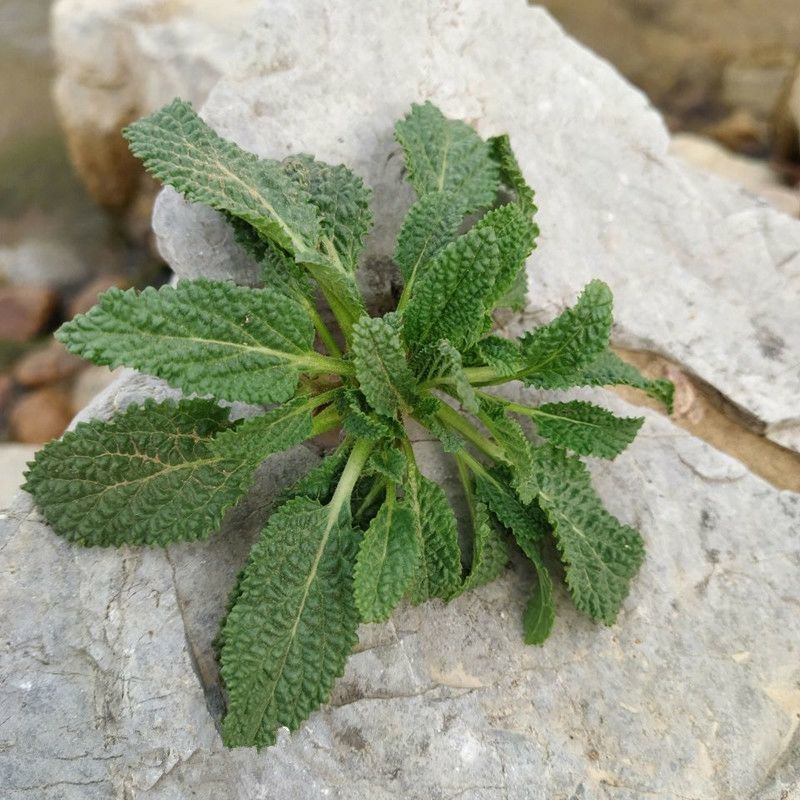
(538, 0, 800, 143)
(0, 285, 57, 342)
(12, 339, 84, 388)
(2, 375, 799, 799)
(9, 385, 73, 443)
(51, 0, 258, 209)
(0, 443, 37, 506)
(0, 238, 91, 288)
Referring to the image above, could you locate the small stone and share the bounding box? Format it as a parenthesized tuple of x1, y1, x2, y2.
(0, 373, 12, 414)
(0, 239, 90, 289)
(12, 339, 84, 388)
(703, 108, 767, 156)
(0, 286, 57, 342)
(9, 387, 73, 443)
(67, 274, 130, 319)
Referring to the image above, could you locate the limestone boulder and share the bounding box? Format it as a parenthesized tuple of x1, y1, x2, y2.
(3, 2, 800, 798)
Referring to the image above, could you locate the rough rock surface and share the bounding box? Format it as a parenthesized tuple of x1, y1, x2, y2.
(3, 2, 800, 798)
(152, 1, 800, 454)
(2, 374, 800, 799)
(51, 0, 257, 207)
(670, 133, 800, 217)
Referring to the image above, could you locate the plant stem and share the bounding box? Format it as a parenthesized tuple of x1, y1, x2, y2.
(462, 365, 505, 385)
(306, 303, 342, 358)
(307, 387, 341, 408)
(301, 352, 355, 377)
(435, 403, 505, 462)
(310, 403, 340, 436)
(401, 437, 418, 470)
(454, 453, 478, 531)
(458, 449, 494, 481)
(328, 438, 373, 522)
(354, 478, 386, 519)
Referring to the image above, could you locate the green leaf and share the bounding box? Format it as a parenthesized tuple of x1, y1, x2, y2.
(403, 223, 501, 352)
(352, 315, 417, 417)
(24, 399, 255, 546)
(225, 216, 315, 307)
(282, 154, 372, 272)
(353, 496, 420, 622)
(530, 400, 643, 459)
(475, 470, 550, 551)
(211, 395, 317, 465)
(56, 279, 333, 405)
(474, 203, 537, 308)
(394, 190, 465, 290)
(489, 134, 538, 217)
(462, 501, 509, 592)
(569, 350, 675, 413)
(419, 339, 478, 413)
(473, 336, 523, 376)
(124, 99, 320, 257)
(530, 445, 644, 625)
(476, 471, 553, 644)
(395, 101, 499, 210)
(282, 442, 353, 505)
(365, 445, 407, 484)
(405, 464, 462, 603)
(518, 280, 613, 383)
(522, 547, 555, 645)
(479, 399, 537, 503)
(220, 496, 359, 748)
(338, 388, 402, 441)
(495, 269, 528, 312)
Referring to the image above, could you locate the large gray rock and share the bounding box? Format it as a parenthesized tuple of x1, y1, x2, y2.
(3, 2, 800, 798)
(153, 0, 800, 454)
(2, 379, 800, 799)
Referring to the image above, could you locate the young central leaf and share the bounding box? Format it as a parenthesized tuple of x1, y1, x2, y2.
(220, 496, 360, 749)
(394, 189, 465, 292)
(403, 224, 502, 352)
(420, 339, 478, 413)
(57, 279, 326, 404)
(351, 315, 417, 417)
(23, 399, 256, 546)
(282, 154, 372, 273)
(395, 101, 499, 210)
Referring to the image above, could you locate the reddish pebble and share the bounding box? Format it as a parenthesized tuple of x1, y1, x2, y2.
(13, 339, 84, 388)
(9, 387, 74, 444)
(0, 286, 58, 342)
